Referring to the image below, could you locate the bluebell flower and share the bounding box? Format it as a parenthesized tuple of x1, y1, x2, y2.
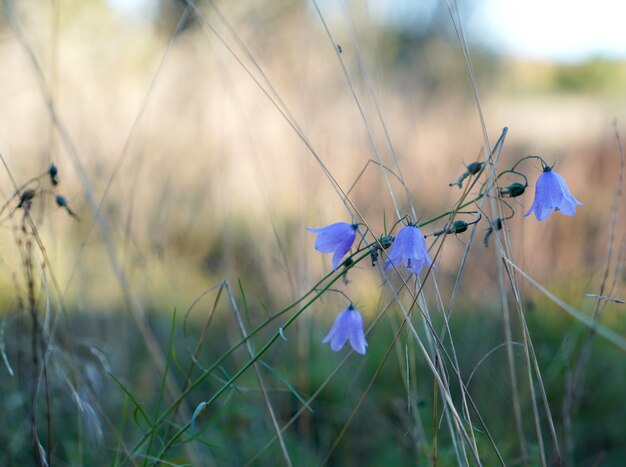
(525, 166, 583, 221)
(307, 222, 358, 270)
(322, 305, 367, 354)
(385, 225, 432, 276)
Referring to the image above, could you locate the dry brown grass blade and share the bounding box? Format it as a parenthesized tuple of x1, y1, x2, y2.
(504, 258, 626, 352)
(226, 283, 293, 467)
(0, 0, 188, 418)
(563, 121, 625, 462)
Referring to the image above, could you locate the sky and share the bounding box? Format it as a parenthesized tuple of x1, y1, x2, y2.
(475, 0, 626, 63)
(108, 0, 626, 64)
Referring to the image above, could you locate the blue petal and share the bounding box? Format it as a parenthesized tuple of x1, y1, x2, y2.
(307, 222, 357, 269)
(543, 171, 565, 209)
(385, 225, 431, 275)
(322, 307, 351, 351)
(524, 189, 542, 217)
(524, 204, 538, 219)
(348, 312, 367, 355)
(526, 168, 582, 221)
(322, 306, 367, 354)
(385, 226, 415, 267)
(388, 250, 405, 270)
(407, 258, 424, 276)
(307, 223, 352, 252)
(398, 227, 422, 259)
(412, 229, 432, 267)
(554, 172, 583, 215)
(331, 234, 356, 270)
(535, 206, 554, 221)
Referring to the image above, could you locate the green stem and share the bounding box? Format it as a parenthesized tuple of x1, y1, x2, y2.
(129, 247, 372, 459)
(153, 249, 372, 459)
(130, 146, 538, 461)
(496, 169, 528, 187)
(417, 196, 483, 228)
(509, 154, 547, 173)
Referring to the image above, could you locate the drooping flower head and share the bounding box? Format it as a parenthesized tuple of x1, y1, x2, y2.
(307, 222, 358, 270)
(525, 165, 583, 221)
(385, 224, 432, 276)
(322, 304, 367, 354)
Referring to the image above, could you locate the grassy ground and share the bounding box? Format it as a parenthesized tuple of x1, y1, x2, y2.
(1, 304, 624, 465)
(0, 1, 625, 466)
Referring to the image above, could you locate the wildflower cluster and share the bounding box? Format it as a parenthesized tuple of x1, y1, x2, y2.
(307, 221, 432, 354)
(307, 153, 582, 355)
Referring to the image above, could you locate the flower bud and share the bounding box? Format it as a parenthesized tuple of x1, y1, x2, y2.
(55, 195, 68, 207)
(18, 189, 36, 208)
(433, 220, 469, 237)
(466, 161, 483, 175)
(379, 235, 394, 250)
(449, 220, 468, 234)
(49, 163, 59, 186)
(499, 182, 526, 198)
(55, 194, 80, 221)
(450, 162, 483, 188)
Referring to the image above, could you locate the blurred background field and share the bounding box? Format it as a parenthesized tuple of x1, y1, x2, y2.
(0, 0, 624, 465)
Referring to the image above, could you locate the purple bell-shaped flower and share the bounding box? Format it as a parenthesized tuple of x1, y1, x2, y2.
(322, 305, 367, 354)
(385, 225, 433, 276)
(307, 222, 358, 270)
(525, 166, 583, 221)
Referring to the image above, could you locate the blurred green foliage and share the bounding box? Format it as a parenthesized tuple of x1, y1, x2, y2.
(1, 304, 624, 465)
(552, 58, 626, 95)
